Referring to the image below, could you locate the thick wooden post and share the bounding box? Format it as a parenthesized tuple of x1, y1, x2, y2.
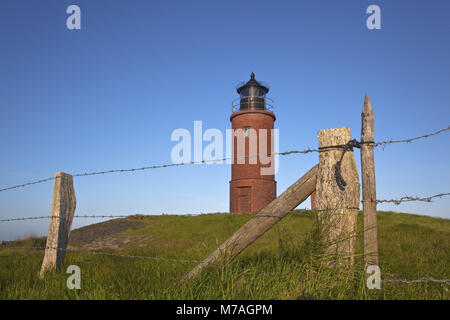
(40, 172, 76, 277)
(316, 128, 360, 266)
(361, 94, 378, 266)
(182, 164, 318, 282)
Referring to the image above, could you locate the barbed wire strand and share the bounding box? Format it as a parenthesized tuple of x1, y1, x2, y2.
(0, 177, 55, 193)
(0, 126, 447, 193)
(1, 246, 448, 284)
(373, 126, 450, 148)
(0, 246, 202, 264)
(0, 150, 310, 193)
(0, 215, 130, 222)
(0, 215, 52, 222)
(1, 192, 449, 222)
(374, 193, 450, 205)
(382, 277, 450, 284)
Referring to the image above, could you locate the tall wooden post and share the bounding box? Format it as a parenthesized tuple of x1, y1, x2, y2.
(182, 164, 318, 282)
(40, 172, 76, 277)
(316, 128, 360, 267)
(361, 94, 378, 266)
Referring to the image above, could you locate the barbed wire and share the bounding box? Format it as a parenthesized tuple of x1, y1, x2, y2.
(0, 213, 234, 222)
(373, 126, 450, 148)
(1, 245, 448, 285)
(374, 193, 450, 205)
(382, 277, 450, 284)
(0, 150, 308, 193)
(0, 245, 202, 264)
(70, 250, 203, 264)
(0, 177, 55, 193)
(0, 214, 132, 222)
(0, 126, 447, 194)
(73, 214, 130, 219)
(0, 215, 52, 222)
(1, 192, 449, 222)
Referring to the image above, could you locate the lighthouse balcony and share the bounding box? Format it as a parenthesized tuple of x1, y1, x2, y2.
(232, 96, 274, 113)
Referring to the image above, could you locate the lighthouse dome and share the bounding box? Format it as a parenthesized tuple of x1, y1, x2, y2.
(236, 72, 269, 97)
(233, 73, 273, 112)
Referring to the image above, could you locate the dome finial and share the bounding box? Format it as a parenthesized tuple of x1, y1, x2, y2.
(250, 72, 255, 80)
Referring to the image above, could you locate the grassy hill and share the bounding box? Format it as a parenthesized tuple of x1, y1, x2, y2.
(0, 210, 448, 300)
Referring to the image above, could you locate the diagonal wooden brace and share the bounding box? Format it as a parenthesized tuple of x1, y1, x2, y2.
(182, 164, 318, 282)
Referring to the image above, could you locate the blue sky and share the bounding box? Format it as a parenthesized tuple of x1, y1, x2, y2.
(0, 0, 449, 240)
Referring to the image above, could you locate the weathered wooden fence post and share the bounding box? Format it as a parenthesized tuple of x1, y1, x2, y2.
(316, 128, 360, 267)
(361, 94, 379, 267)
(182, 164, 318, 282)
(40, 172, 76, 278)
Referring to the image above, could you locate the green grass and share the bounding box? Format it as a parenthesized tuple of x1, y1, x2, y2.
(0, 210, 448, 299)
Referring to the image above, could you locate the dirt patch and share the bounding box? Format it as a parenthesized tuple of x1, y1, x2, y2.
(69, 219, 145, 245)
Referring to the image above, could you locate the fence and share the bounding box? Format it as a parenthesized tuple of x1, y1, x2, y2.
(0, 95, 449, 287)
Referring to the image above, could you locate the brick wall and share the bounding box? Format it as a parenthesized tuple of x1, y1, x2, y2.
(230, 110, 276, 214)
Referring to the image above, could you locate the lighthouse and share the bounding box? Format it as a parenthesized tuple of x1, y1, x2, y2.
(230, 73, 277, 214)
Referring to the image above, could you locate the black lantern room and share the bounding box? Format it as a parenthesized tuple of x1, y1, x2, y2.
(234, 73, 272, 112)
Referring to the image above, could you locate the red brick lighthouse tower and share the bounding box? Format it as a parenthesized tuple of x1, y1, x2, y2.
(230, 73, 276, 214)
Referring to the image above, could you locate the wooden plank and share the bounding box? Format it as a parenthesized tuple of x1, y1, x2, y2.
(40, 172, 76, 278)
(361, 94, 379, 266)
(182, 164, 318, 282)
(316, 128, 360, 267)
